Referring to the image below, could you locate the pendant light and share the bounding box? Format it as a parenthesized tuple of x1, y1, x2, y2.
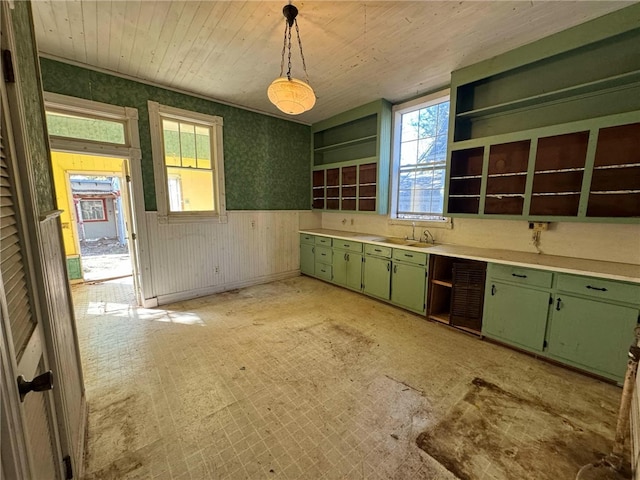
(267, 3, 316, 115)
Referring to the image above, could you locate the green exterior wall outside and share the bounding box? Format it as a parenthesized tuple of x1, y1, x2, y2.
(39, 58, 311, 211)
(11, 1, 56, 214)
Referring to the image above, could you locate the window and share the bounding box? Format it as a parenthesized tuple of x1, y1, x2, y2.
(149, 102, 226, 222)
(391, 91, 450, 221)
(80, 199, 107, 222)
(46, 111, 127, 145)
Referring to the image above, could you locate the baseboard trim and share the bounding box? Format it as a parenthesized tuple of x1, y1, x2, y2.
(155, 270, 300, 305)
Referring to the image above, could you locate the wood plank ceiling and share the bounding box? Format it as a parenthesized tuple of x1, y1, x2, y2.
(32, 1, 635, 124)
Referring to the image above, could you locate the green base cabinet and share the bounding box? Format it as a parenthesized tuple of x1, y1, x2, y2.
(300, 243, 315, 276)
(483, 282, 549, 352)
(391, 262, 427, 314)
(333, 252, 363, 291)
(547, 296, 638, 380)
(363, 255, 391, 300)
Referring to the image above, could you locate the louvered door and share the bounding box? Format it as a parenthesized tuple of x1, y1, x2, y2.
(1, 71, 62, 479)
(450, 262, 487, 332)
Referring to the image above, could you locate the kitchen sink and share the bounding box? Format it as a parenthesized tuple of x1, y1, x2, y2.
(379, 237, 416, 246)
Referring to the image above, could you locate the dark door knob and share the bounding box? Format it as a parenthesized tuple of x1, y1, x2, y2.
(17, 371, 54, 402)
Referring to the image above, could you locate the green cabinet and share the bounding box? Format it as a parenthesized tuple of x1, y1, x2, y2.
(300, 243, 315, 276)
(483, 265, 640, 382)
(445, 9, 640, 223)
(314, 245, 332, 282)
(483, 282, 550, 352)
(332, 241, 363, 291)
(311, 99, 392, 214)
(547, 297, 637, 380)
(300, 234, 315, 276)
(363, 255, 391, 300)
(391, 262, 427, 314)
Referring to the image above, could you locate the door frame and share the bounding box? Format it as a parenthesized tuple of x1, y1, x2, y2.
(43, 92, 152, 306)
(63, 166, 133, 283)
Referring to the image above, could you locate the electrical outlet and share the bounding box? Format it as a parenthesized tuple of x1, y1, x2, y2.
(528, 222, 549, 232)
(215, 266, 220, 274)
(251, 220, 255, 229)
(350, 218, 354, 225)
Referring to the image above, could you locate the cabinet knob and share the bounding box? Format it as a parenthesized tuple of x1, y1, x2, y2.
(491, 284, 496, 296)
(393, 265, 397, 273)
(556, 298, 562, 311)
(387, 263, 390, 271)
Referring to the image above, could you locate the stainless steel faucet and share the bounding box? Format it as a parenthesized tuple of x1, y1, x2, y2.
(421, 229, 435, 244)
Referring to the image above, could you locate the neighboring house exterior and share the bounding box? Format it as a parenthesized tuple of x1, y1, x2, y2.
(70, 177, 124, 242)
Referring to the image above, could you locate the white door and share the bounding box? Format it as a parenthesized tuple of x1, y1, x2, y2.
(121, 160, 142, 304)
(0, 79, 64, 479)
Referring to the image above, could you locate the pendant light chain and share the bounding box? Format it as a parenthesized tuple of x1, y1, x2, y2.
(294, 19, 310, 85)
(286, 23, 293, 80)
(279, 22, 287, 77)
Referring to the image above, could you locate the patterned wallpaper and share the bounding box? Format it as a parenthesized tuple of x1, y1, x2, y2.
(40, 58, 311, 211)
(12, 1, 56, 214)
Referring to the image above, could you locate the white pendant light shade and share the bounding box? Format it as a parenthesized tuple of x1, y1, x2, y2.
(267, 77, 316, 115)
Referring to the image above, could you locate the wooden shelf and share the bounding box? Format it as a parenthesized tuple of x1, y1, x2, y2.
(456, 69, 640, 120)
(429, 313, 450, 325)
(313, 135, 377, 153)
(432, 279, 452, 287)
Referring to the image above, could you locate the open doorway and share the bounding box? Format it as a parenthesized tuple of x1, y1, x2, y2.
(51, 151, 138, 286)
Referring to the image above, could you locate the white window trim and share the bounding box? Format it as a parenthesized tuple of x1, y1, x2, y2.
(389, 88, 452, 229)
(149, 101, 227, 224)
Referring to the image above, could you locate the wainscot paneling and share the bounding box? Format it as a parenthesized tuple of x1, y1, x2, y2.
(145, 211, 303, 304)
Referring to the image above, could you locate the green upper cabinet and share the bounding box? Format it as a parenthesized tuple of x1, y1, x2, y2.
(444, 5, 640, 223)
(311, 100, 392, 214)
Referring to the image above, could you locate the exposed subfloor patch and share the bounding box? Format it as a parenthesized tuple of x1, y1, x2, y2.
(72, 276, 624, 480)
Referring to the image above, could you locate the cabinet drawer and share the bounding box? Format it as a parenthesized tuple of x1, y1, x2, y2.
(315, 263, 332, 281)
(315, 246, 332, 264)
(300, 233, 314, 244)
(556, 274, 640, 305)
(393, 249, 428, 266)
(490, 264, 553, 288)
(314, 236, 332, 246)
(333, 240, 363, 253)
(364, 244, 392, 258)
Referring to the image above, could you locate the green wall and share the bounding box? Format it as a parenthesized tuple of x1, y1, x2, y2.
(40, 58, 311, 211)
(12, 1, 56, 214)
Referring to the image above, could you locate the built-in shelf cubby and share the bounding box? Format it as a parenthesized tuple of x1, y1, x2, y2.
(445, 17, 640, 223)
(311, 100, 391, 214)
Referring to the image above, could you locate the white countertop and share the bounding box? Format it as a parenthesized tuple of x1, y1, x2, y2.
(300, 228, 640, 284)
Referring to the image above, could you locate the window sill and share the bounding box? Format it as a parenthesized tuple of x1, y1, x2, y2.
(158, 213, 228, 225)
(388, 217, 453, 229)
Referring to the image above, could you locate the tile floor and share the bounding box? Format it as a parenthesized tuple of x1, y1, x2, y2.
(72, 276, 625, 480)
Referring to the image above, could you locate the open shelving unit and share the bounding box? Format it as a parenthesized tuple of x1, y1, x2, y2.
(311, 100, 391, 214)
(427, 255, 487, 335)
(444, 15, 640, 223)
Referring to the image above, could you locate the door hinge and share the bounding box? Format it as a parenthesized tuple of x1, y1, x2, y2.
(543, 340, 548, 349)
(131, 232, 137, 240)
(549, 295, 553, 305)
(126, 174, 131, 183)
(63, 455, 73, 479)
(2, 50, 15, 83)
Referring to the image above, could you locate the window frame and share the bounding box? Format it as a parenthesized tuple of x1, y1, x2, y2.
(389, 89, 452, 228)
(79, 198, 108, 222)
(149, 101, 227, 224)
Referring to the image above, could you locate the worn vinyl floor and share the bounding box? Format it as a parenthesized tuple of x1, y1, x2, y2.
(72, 276, 625, 480)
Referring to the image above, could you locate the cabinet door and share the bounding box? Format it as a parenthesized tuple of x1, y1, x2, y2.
(482, 283, 549, 352)
(300, 243, 315, 276)
(332, 251, 348, 286)
(547, 296, 638, 380)
(363, 256, 391, 300)
(346, 253, 363, 291)
(391, 262, 426, 313)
